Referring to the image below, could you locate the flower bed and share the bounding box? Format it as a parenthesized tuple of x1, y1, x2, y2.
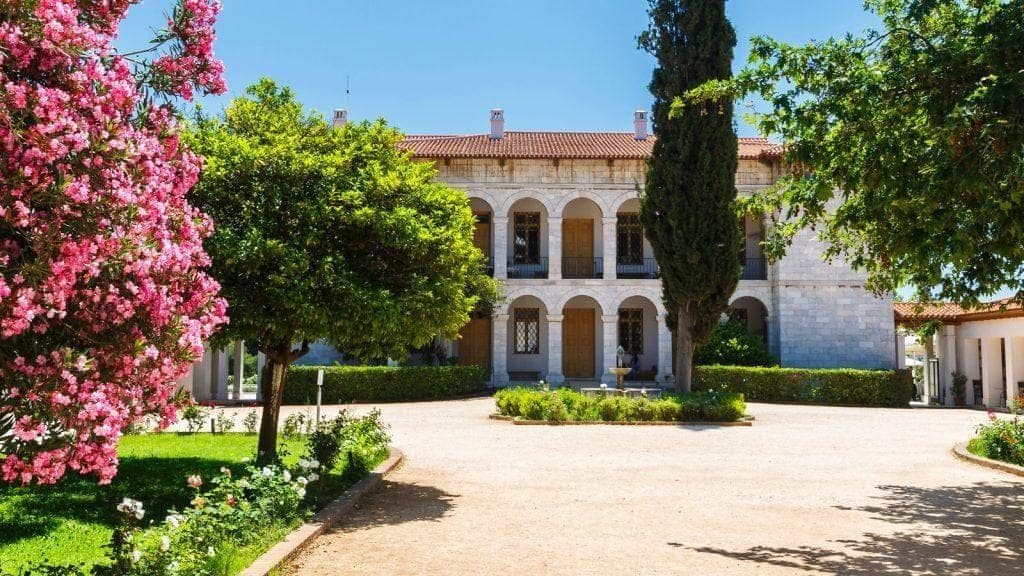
(0, 411, 390, 575)
(693, 365, 914, 408)
(494, 387, 746, 423)
(967, 403, 1024, 467)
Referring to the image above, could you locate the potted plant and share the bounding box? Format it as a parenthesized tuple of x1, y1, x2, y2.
(951, 372, 967, 406)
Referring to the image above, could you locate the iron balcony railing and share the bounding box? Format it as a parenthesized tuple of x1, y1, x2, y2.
(616, 258, 660, 280)
(562, 257, 603, 279)
(507, 257, 549, 279)
(740, 256, 768, 280)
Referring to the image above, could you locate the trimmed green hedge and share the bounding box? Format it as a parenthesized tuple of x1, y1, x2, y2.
(283, 365, 489, 405)
(494, 387, 746, 422)
(693, 365, 914, 407)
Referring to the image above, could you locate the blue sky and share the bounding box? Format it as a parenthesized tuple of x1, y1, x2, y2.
(119, 0, 879, 136)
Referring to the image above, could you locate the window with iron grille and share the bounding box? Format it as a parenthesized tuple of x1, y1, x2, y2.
(514, 308, 540, 354)
(617, 213, 643, 265)
(513, 212, 541, 263)
(618, 308, 643, 355)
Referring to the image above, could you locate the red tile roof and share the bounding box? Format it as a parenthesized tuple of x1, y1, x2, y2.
(894, 297, 1024, 324)
(399, 132, 782, 161)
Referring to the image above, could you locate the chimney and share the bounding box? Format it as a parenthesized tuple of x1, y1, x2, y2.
(333, 109, 348, 129)
(490, 109, 505, 140)
(633, 110, 648, 140)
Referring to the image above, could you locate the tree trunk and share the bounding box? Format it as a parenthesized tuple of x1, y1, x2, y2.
(257, 343, 291, 462)
(676, 306, 695, 393)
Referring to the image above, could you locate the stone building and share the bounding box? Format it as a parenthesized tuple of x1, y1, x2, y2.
(395, 109, 896, 386)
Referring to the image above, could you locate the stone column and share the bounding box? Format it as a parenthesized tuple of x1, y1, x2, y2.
(938, 324, 957, 406)
(232, 340, 245, 400)
(1003, 338, 1017, 409)
(657, 315, 675, 386)
(765, 313, 779, 362)
(981, 338, 1002, 408)
(546, 314, 565, 385)
(493, 216, 508, 279)
(548, 217, 562, 280)
(212, 347, 229, 401)
(491, 313, 510, 387)
(602, 217, 617, 280)
(600, 314, 619, 385)
(191, 345, 211, 401)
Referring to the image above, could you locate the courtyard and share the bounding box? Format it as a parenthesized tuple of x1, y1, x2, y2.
(282, 399, 1022, 576)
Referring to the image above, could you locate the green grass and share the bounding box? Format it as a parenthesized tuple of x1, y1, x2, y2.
(0, 433, 368, 574)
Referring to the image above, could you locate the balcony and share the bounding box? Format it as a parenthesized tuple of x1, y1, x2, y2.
(507, 257, 549, 279)
(740, 256, 768, 280)
(616, 258, 660, 280)
(562, 257, 603, 279)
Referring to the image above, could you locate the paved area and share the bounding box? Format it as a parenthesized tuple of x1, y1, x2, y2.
(276, 400, 1020, 575)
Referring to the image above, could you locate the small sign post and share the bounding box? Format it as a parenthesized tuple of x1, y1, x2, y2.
(316, 369, 324, 423)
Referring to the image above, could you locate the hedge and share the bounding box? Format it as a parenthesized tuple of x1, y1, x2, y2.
(693, 365, 914, 408)
(282, 365, 489, 405)
(494, 387, 746, 422)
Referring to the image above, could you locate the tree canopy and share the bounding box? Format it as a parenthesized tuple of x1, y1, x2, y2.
(684, 0, 1024, 306)
(638, 0, 741, 391)
(186, 79, 498, 458)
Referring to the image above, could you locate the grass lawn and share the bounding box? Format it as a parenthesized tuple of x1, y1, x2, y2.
(0, 433, 369, 574)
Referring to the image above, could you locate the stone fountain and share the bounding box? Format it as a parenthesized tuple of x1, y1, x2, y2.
(608, 345, 632, 391)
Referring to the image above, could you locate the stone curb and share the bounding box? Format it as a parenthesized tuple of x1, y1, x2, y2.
(238, 447, 405, 576)
(951, 443, 1024, 478)
(489, 413, 753, 427)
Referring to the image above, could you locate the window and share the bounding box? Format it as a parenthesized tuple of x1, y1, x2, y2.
(618, 309, 643, 356)
(513, 212, 541, 263)
(514, 308, 540, 354)
(617, 213, 643, 265)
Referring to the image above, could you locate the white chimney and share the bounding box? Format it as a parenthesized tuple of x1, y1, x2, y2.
(633, 110, 648, 140)
(333, 109, 348, 129)
(490, 109, 505, 140)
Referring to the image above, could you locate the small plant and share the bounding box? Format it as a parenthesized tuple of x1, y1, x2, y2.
(242, 410, 259, 434)
(214, 410, 236, 434)
(951, 372, 968, 406)
(968, 410, 1024, 466)
(180, 403, 210, 434)
(306, 412, 351, 472)
(282, 412, 312, 439)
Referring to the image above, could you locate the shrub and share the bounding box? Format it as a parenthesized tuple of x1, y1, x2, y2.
(695, 320, 775, 367)
(968, 413, 1024, 466)
(693, 365, 913, 408)
(494, 388, 746, 422)
(283, 365, 489, 405)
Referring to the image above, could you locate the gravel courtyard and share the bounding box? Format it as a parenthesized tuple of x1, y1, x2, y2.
(283, 399, 1022, 575)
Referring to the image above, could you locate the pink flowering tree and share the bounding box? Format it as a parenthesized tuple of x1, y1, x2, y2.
(0, 0, 228, 485)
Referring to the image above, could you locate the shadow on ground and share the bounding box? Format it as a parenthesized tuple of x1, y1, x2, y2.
(328, 480, 458, 533)
(688, 482, 1023, 575)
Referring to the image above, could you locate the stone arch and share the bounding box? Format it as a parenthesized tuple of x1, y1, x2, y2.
(553, 190, 609, 217)
(728, 295, 770, 343)
(501, 190, 555, 217)
(497, 288, 556, 316)
(467, 193, 497, 215)
(611, 290, 666, 317)
(610, 191, 642, 215)
(554, 289, 610, 315)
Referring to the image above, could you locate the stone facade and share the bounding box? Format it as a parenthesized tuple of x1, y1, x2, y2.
(430, 153, 896, 386)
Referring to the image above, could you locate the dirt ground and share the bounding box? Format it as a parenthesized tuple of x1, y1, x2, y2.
(276, 399, 1021, 575)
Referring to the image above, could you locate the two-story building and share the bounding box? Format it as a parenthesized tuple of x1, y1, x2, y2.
(394, 109, 897, 387)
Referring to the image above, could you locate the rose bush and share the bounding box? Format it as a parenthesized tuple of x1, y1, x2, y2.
(0, 0, 227, 485)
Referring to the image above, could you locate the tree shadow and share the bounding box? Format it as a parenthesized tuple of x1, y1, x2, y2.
(326, 480, 458, 533)
(688, 481, 1023, 575)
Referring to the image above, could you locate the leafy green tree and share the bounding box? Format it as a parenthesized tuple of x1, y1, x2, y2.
(638, 0, 742, 391)
(187, 79, 497, 459)
(695, 320, 775, 367)
(684, 0, 1024, 306)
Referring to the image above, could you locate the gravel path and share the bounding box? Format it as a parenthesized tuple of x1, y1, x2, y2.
(279, 400, 1021, 575)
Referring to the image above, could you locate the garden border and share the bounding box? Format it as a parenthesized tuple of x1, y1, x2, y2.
(951, 442, 1024, 478)
(488, 414, 754, 427)
(238, 447, 405, 576)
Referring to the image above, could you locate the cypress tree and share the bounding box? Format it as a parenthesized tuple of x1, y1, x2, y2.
(638, 0, 741, 391)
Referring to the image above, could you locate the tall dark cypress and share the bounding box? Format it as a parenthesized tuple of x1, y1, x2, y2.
(638, 0, 740, 391)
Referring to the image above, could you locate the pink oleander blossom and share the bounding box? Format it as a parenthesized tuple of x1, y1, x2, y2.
(0, 0, 227, 485)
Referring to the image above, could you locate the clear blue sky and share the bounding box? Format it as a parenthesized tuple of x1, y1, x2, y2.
(119, 0, 879, 137)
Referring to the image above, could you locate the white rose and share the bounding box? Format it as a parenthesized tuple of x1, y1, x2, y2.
(131, 550, 142, 564)
(160, 535, 171, 552)
(208, 546, 216, 557)
(282, 470, 291, 482)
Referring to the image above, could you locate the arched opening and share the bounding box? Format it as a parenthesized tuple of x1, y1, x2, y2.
(507, 295, 548, 382)
(561, 197, 603, 279)
(469, 197, 494, 276)
(617, 295, 660, 382)
(740, 214, 767, 280)
(562, 295, 603, 379)
(728, 296, 769, 344)
(615, 198, 657, 279)
(507, 198, 549, 279)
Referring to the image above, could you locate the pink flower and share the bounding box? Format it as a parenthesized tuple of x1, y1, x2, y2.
(187, 474, 203, 489)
